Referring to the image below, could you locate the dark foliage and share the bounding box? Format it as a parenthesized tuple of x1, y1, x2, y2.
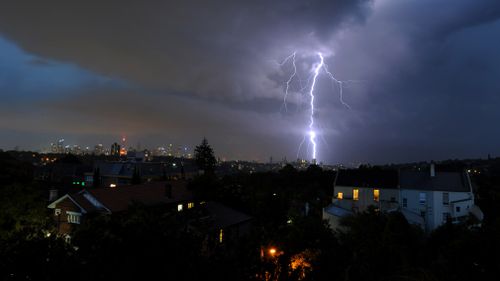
(194, 138, 217, 174)
(1, 156, 500, 280)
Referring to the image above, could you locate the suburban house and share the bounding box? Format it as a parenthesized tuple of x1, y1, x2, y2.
(323, 164, 483, 232)
(323, 169, 399, 230)
(47, 180, 253, 246)
(190, 201, 253, 254)
(399, 165, 483, 232)
(47, 181, 195, 236)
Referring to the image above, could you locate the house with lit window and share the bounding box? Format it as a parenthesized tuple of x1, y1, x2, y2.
(323, 169, 399, 230)
(399, 164, 483, 232)
(190, 201, 253, 255)
(47, 180, 195, 236)
(323, 164, 484, 232)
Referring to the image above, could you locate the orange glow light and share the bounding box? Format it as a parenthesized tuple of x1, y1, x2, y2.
(269, 248, 277, 255)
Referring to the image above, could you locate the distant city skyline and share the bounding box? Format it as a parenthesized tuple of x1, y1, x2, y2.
(1, 1, 500, 164)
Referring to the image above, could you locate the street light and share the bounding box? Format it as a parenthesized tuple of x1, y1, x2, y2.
(269, 248, 277, 256)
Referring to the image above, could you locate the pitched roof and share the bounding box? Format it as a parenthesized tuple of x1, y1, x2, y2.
(84, 181, 193, 212)
(47, 194, 88, 213)
(324, 204, 353, 218)
(71, 193, 100, 212)
(204, 202, 252, 228)
(335, 169, 399, 189)
(399, 171, 470, 192)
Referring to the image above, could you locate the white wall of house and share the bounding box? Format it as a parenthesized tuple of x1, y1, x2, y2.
(400, 189, 474, 231)
(334, 185, 399, 212)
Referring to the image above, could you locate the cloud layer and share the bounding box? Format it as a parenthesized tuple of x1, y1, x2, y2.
(0, 0, 500, 164)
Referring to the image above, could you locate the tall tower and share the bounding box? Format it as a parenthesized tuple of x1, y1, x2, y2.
(111, 142, 121, 156)
(120, 136, 127, 156)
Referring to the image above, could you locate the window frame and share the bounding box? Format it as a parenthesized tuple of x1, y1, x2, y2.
(337, 192, 343, 200)
(66, 211, 81, 224)
(373, 189, 380, 202)
(419, 193, 427, 205)
(442, 192, 449, 205)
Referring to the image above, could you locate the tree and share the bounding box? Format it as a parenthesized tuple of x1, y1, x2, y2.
(92, 168, 101, 188)
(194, 138, 216, 174)
(131, 166, 141, 185)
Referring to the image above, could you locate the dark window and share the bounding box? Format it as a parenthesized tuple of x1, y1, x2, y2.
(443, 193, 449, 205)
(456, 206, 461, 212)
(443, 212, 451, 223)
(402, 198, 408, 208)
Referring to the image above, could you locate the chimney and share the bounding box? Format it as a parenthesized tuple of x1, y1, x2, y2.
(430, 162, 436, 177)
(165, 184, 172, 199)
(49, 189, 58, 201)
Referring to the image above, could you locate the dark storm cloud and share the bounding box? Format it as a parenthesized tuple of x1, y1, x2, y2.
(0, 0, 372, 101)
(0, 0, 499, 164)
(322, 0, 500, 163)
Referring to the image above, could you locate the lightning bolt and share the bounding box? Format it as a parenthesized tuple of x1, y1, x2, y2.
(278, 51, 358, 163)
(307, 52, 325, 162)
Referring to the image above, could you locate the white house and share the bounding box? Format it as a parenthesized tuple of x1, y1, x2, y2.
(323, 169, 399, 229)
(323, 164, 483, 232)
(399, 164, 483, 232)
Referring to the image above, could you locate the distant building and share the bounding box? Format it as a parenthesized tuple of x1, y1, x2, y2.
(111, 142, 120, 156)
(323, 164, 483, 232)
(94, 144, 104, 155)
(83, 160, 199, 187)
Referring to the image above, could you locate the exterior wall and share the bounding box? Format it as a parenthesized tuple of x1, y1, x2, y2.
(401, 189, 433, 231)
(334, 185, 399, 212)
(52, 197, 83, 235)
(401, 189, 473, 232)
(323, 209, 339, 229)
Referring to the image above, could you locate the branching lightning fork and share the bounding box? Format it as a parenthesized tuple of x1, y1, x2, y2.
(278, 51, 356, 163)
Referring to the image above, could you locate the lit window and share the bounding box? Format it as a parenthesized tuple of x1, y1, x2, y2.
(353, 189, 359, 201)
(419, 193, 426, 205)
(337, 192, 343, 200)
(373, 189, 380, 202)
(442, 193, 449, 205)
(177, 204, 183, 212)
(187, 202, 194, 209)
(219, 229, 223, 243)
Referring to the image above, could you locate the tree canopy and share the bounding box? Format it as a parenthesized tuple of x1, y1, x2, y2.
(194, 138, 217, 174)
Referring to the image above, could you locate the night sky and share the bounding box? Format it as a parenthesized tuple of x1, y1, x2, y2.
(1, 0, 500, 164)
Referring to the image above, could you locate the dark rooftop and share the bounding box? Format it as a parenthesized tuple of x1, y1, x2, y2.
(204, 202, 252, 228)
(84, 181, 193, 212)
(399, 171, 470, 192)
(335, 169, 399, 189)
